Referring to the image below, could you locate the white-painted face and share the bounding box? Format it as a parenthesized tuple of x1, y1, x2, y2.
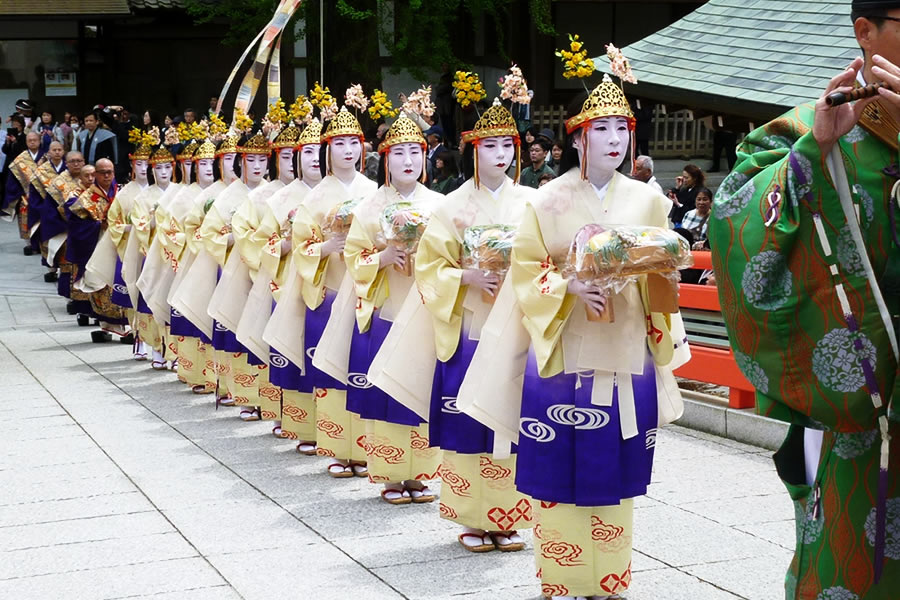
(329, 135, 361, 173)
(153, 161, 173, 186)
(300, 143, 322, 183)
(578, 116, 629, 177)
(476, 136, 516, 180)
(133, 159, 149, 184)
(181, 159, 192, 182)
(278, 148, 295, 179)
(388, 142, 424, 188)
(222, 152, 237, 179)
(244, 153, 268, 185)
(196, 158, 215, 187)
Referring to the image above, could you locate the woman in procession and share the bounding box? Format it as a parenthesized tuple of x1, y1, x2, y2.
(260, 115, 324, 454)
(342, 114, 443, 504)
(293, 106, 377, 478)
(415, 98, 536, 548)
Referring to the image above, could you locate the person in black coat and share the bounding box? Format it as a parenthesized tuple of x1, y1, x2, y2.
(667, 163, 705, 226)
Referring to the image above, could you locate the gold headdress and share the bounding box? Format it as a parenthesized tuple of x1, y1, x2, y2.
(564, 74, 635, 181)
(461, 98, 519, 144)
(378, 116, 425, 153)
(565, 74, 634, 134)
(216, 135, 239, 156)
(194, 141, 217, 160)
(461, 98, 521, 187)
(272, 124, 301, 149)
(296, 118, 322, 147)
(323, 107, 364, 174)
(129, 145, 152, 162)
(378, 116, 427, 186)
(177, 140, 200, 162)
(239, 132, 271, 155)
(149, 146, 175, 165)
(322, 106, 364, 141)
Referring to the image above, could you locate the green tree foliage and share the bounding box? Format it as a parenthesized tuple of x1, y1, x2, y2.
(184, 0, 555, 80)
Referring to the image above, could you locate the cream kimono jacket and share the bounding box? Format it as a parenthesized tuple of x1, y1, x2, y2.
(458, 169, 690, 448)
(261, 179, 317, 369)
(82, 180, 145, 293)
(230, 179, 288, 360)
(207, 179, 283, 336)
(136, 182, 185, 323)
(120, 184, 165, 309)
(366, 177, 533, 420)
(169, 179, 247, 338)
(165, 180, 227, 323)
(298, 172, 377, 383)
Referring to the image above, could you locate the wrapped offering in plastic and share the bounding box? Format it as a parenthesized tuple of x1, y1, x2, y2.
(461, 224, 517, 303)
(322, 199, 358, 238)
(381, 201, 429, 276)
(565, 224, 692, 321)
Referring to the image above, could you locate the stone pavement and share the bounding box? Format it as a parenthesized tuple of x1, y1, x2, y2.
(0, 224, 795, 600)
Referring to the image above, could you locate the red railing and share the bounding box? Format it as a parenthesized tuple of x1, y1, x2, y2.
(675, 251, 756, 409)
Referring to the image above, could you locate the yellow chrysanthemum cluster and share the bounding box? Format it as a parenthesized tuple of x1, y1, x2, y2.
(176, 121, 192, 143)
(452, 71, 486, 108)
(189, 121, 208, 141)
(266, 98, 288, 125)
(127, 127, 143, 146)
(233, 108, 254, 134)
(309, 82, 334, 109)
(289, 94, 312, 123)
(367, 89, 398, 120)
(556, 34, 595, 80)
(208, 113, 228, 137)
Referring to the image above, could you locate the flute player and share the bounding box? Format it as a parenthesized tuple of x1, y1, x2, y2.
(709, 1, 900, 598)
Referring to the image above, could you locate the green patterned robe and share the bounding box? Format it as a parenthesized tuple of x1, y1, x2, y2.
(709, 102, 900, 599)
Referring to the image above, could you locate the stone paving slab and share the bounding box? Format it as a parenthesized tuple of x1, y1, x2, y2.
(0, 223, 796, 600)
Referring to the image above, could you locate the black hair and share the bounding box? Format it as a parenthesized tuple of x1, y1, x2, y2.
(435, 150, 459, 179)
(461, 142, 475, 181)
(558, 92, 588, 175)
(318, 137, 329, 179)
(10, 114, 25, 128)
(851, 8, 890, 25)
(142, 109, 162, 131)
(530, 138, 552, 153)
(270, 148, 296, 180)
(696, 187, 714, 200)
(376, 152, 388, 187)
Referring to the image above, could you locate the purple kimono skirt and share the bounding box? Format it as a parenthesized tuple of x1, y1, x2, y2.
(346, 309, 423, 427)
(110, 257, 132, 309)
(429, 330, 504, 454)
(294, 290, 345, 392)
(515, 348, 659, 506)
(268, 299, 302, 391)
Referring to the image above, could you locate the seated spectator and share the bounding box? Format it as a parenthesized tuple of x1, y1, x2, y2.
(667, 163, 705, 225)
(631, 155, 663, 194)
(519, 139, 555, 189)
(680, 186, 713, 249)
(431, 150, 461, 195)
